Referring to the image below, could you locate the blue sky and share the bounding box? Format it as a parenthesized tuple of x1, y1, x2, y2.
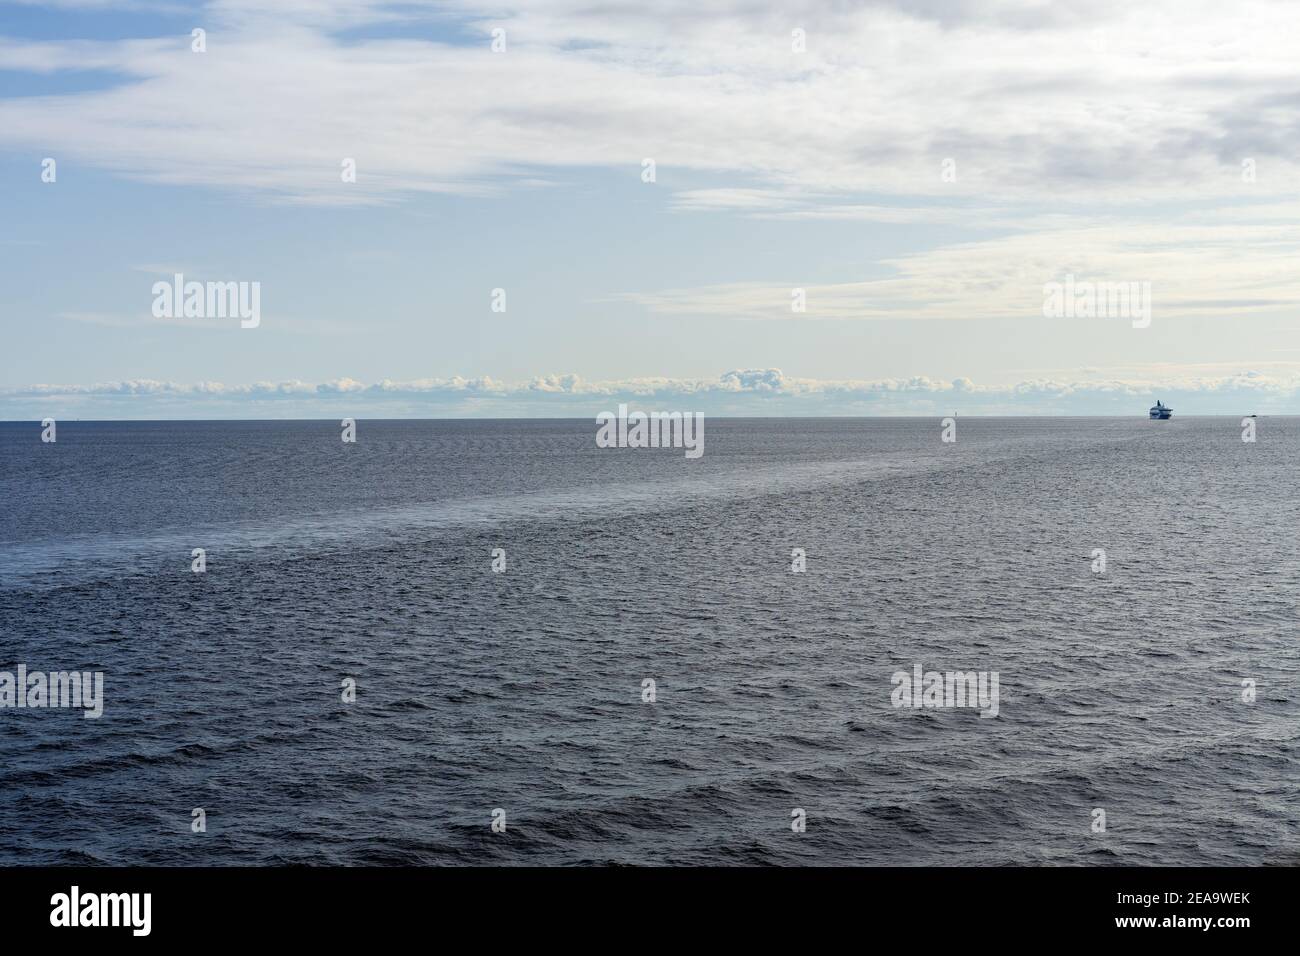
(3, 0, 1300, 417)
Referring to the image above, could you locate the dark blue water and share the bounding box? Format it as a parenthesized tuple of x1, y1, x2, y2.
(1, 418, 1297, 865)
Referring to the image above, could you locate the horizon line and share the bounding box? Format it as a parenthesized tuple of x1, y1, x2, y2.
(0, 414, 1280, 423)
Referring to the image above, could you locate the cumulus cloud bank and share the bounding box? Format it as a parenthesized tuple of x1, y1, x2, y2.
(6, 368, 1297, 418)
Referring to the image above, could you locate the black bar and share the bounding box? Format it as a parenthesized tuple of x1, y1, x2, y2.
(0, 866, 1283, 942)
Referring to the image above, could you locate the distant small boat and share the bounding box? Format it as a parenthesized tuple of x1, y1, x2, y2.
(1149, 400, 1172, 420)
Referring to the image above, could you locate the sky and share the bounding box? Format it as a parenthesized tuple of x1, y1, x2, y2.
(3, 0, 1300, 417)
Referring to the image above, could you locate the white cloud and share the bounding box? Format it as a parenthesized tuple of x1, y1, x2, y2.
(6, 366, 1300, 417)
(614, 213, 1300, 321)
(3, 0, 1300, 211)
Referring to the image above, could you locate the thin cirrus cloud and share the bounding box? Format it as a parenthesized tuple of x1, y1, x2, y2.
(614, 215, 1300, 321)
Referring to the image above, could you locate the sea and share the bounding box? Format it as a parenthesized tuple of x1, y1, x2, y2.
(1, 417, 1296, 865)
